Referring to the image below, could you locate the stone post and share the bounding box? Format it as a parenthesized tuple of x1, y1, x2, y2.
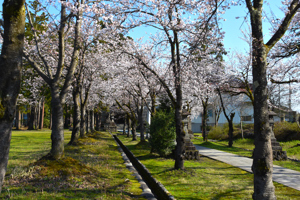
(182, 109, 199, 160)
(269, 111, 287, 161)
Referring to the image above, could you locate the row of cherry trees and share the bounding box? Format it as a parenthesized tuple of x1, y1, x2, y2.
(1, 0, 300, 199)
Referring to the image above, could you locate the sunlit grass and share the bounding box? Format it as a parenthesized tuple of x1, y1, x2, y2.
(1, 130, 144, 199)
(119, 134, 300, 199)
(7, 129, 71, 173)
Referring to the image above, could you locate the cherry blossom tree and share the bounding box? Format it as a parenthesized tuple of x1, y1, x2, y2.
(107, 0, 227, 169)
(68, 20, 114, 144)
(0, 0, 25, 193)
(244, 0, 300, 199)
(23, 0, 84, 159)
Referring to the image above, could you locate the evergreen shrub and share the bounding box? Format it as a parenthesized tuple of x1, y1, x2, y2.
(149, 109, 176, 157)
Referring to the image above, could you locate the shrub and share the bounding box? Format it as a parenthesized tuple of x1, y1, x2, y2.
(273, 121, 300, 141)
(208, 123, 245, 140)
(208, 125, 227, 140)
(233, 123, 254, 139)
(149, 109, 176, 157)
(43, 118, 50, 128)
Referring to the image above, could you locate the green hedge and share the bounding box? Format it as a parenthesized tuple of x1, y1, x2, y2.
(208, 123, 254, 140)
(273, 121, 300, 141)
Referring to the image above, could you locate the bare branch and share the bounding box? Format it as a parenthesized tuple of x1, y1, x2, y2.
(266, 0, 300, 50)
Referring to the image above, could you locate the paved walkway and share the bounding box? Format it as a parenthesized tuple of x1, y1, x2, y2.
(195, 145, 300, 191)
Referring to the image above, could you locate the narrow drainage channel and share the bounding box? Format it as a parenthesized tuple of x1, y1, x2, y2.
(112, 134, 175, 200)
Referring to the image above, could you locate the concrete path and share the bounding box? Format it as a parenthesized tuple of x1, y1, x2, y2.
(195, 145, 300, 191)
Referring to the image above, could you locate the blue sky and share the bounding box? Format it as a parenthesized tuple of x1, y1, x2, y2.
(127, 1, 285, 61)
(221, 1, 284, 56)
(0, 0, 284, 55)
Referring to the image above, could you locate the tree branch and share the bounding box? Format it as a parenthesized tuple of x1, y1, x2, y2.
(23, 53, 51, 85)
(266, 0, 300, 50)
(270, 78, 300, 84)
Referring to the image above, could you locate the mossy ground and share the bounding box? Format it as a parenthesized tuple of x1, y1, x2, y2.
(119, 134, 300, 199)
(1, 130, 144, 199)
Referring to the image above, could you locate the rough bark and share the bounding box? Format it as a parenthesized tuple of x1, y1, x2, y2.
(69, 88, 80, 145)
(173, 29, 184, 170)
(0, 0, 25, 193)
(202, 99, 208, 142)
(131, 121, 137, 141)
(50, 86, 64, 159)
(64, 105, 70, 129)
(247, 1, 275, 199)
(245, 0, 300, 199)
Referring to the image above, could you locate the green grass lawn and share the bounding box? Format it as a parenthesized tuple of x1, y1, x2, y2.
(118, 134, 300, 199)
(192, 138, 300, 172)
(7, 129, 72, 174)
(1, 130, 144, 200)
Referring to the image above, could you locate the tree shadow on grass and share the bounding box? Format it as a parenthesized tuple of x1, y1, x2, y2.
(0, 185, 144, 199)
(211, 187, 252, 200)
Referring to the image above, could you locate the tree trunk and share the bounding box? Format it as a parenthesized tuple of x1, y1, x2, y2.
(39, 99, 44, 129)
(150, 89, 156, 116)
(80, 105, 86, 137)
(138, 101, 145, 141)
(21, 112, 24, 127)
(35, 104, 39, 130)
(247, 1, 276, 198)
(228, 113, 235, 147)
(174, 102, 184, 169)
(131, 121, 137, 141)
(69, 88, 80, 145)
(123, 115, 126, 135)
(214, 107, 221, 127)
(127, 116, 131, 138)
(173, 30, 184, 170)
(15, 105, 21, 130)
(0, 0, 25, 193)
(86, 109, 90, 133)
(28, 105, 36, 130)
(202, 100, 208, 142)
(90, 110, 94, 133)
(49, 108, 52, 130)
(50, 86, 65, 159)
(95, 111, 101, 131)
